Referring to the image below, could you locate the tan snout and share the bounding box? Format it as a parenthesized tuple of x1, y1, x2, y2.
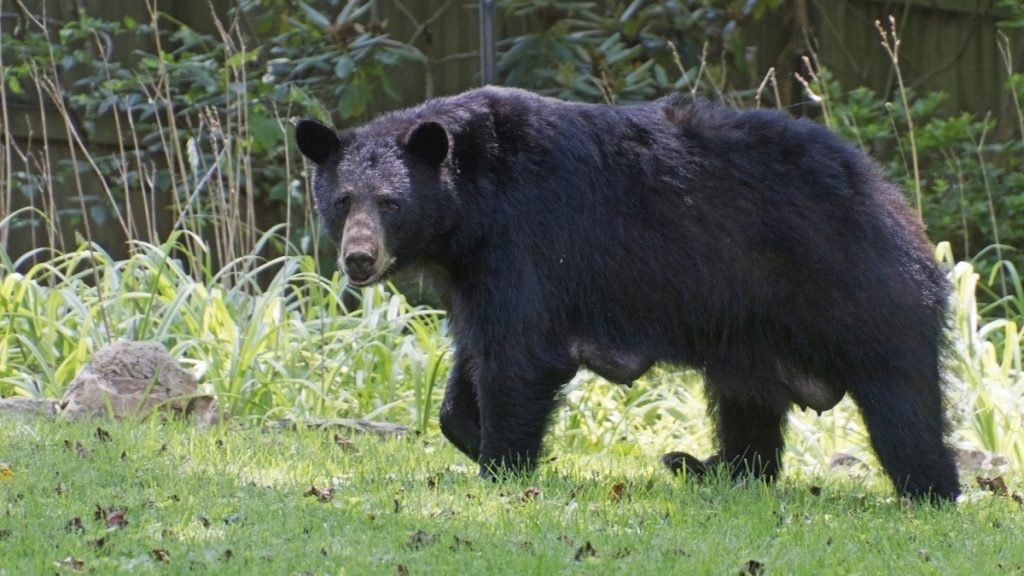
(340, 212, 390, 286)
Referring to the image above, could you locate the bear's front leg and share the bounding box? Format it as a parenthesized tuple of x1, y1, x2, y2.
(475, 357, 576, 478)
(439, 349, 481, 461)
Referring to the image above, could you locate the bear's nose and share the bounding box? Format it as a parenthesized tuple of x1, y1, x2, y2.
(344, 250, 376, 281)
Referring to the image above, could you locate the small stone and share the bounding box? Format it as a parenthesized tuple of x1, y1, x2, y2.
(0, 398, 57, 417)
(955, 445, 1010, 477)
(829, 452, 869, 478)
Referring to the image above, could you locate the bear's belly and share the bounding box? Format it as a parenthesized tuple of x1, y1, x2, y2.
(569, 338, 653, 385)
(784, 375, 844, 413)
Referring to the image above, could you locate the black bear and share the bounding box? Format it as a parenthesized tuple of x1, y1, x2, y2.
(295, 86, 960, 501)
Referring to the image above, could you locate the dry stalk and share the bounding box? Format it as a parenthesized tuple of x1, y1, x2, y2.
(997, 31, 1024, 148)
(794, 55, 833, 129)
(0, 18, 11, 249)
(754, 67, 780, 109)
(875, 16, 922, 217)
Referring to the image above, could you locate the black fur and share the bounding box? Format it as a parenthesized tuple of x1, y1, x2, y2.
(295, 86, 960, 501)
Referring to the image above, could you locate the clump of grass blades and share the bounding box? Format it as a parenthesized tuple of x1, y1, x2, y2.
(0, 217, 449, 428)
(943, 243, 1024, 471)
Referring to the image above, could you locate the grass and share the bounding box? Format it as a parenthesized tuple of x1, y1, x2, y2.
(1, 416, 1022, 576)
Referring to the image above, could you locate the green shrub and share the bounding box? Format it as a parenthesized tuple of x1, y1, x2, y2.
(498, 0, 783, 102)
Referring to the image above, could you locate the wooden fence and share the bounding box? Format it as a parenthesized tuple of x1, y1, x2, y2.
(806, 0, 1019, 123)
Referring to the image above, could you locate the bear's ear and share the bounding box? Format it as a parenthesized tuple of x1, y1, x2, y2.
(404, 121, 450, 166)
(295, 119, 344, 166)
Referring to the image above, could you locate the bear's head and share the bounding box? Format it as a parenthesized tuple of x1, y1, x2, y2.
(295, 118, 457, 287)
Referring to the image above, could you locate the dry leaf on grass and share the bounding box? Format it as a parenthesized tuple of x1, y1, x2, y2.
(977, 476, 1008, 496)
(608, 482, 626, 502)
(303, 485, 336, 503)
(150, 548, 171, 563)
(406, 529, 436, 550)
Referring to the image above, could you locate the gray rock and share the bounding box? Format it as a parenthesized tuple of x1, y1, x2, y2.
(829, 451, 870, 478)
(58, 341, 221, 423)
(955, 445, 1010, 476)
(0, 397, 57, 416)
(263, 417, 408, 436)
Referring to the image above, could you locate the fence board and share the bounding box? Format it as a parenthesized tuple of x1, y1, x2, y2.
(805, 0, 1021, 117)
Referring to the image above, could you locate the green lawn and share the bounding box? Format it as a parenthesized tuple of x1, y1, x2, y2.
(1, 417, 1021, 575)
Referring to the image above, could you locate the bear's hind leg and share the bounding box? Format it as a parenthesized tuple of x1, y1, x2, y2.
(709, 391, 788, 481)
(848, 369, 960, 502)
(664, 383, 787, 483)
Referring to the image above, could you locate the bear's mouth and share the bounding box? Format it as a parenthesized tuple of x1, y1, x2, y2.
(344, 256, 396, 288)
(346, 272, 381, 287)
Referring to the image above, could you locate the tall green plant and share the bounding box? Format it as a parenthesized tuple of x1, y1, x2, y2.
(941, 243, 1024, 470)
(0, 225, 449, 422)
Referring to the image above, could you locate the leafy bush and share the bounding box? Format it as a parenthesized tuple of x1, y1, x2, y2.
(498, 0, 783, 102)
(5, 1, 1020, 268)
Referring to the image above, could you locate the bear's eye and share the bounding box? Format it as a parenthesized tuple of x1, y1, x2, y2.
(379, 199, 400, 213)
(335, 195, 351, 211)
